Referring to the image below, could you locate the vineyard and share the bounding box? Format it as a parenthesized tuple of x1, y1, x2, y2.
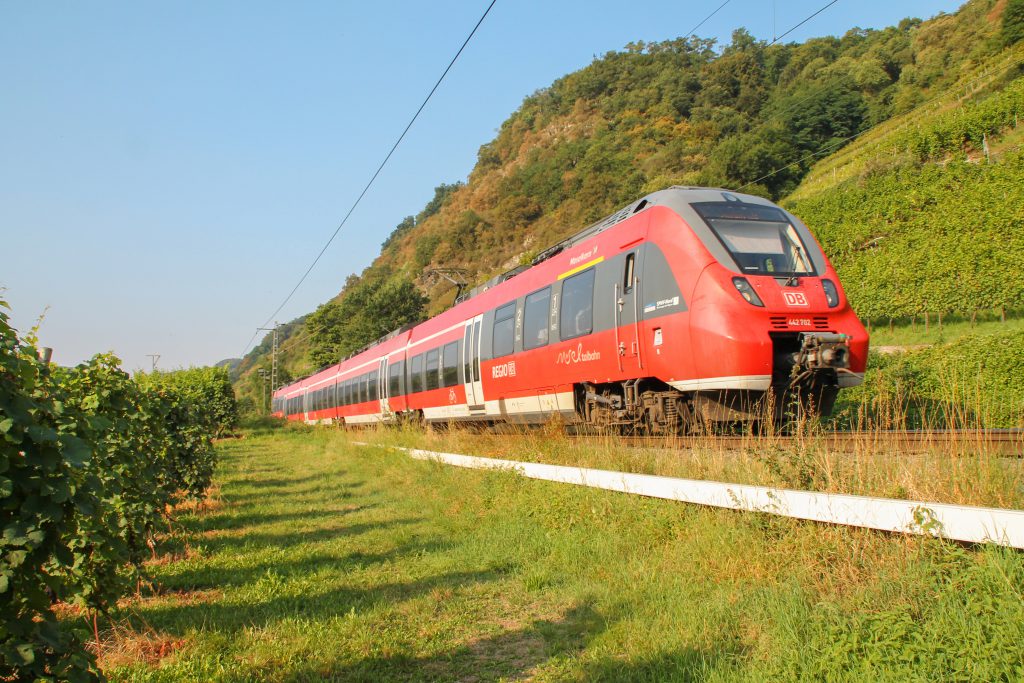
(0, 301, 236, 681)
(830, 329, 1024, 429)
(785, 58, 1024, 323)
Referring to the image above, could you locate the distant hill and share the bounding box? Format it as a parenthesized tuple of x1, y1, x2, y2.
(234, 0, 1021, 405)
(215, 357, 242, 374)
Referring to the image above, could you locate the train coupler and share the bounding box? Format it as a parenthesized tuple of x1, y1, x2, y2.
(788, 332, 851, 383)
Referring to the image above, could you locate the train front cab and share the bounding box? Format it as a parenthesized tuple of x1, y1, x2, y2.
(648, 189, 869, 426)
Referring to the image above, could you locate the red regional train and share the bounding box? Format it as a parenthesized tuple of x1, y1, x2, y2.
(272, 186, 869, 434)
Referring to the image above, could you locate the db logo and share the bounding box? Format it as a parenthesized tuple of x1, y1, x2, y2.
(783, 291, 809, 307)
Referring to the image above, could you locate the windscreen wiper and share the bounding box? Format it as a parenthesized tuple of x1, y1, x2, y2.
(782, 229, 811, 285)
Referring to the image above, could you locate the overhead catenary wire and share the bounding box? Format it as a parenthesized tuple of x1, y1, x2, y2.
(239, 0, 499, 359)
(768, 0, 839, 45)
(683, 0, 732, 38)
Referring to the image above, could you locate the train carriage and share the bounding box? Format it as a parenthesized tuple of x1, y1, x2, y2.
(273, 186, 869, 433)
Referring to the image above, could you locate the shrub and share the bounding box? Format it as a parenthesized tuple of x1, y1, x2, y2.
(0, 301, 235, 679)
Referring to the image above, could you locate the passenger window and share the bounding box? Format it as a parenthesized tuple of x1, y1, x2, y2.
(492, 302, 516, 358)
(425, 349, 440, 391)
(389, 362, 401, 397)
(411, 355, 423, 393)
(624, 253, 635, 293)
(368, 370, 378, 402)
(560, 268, 596, 340)
(523, 288, 550, 350)
(442, 342, 459, 387)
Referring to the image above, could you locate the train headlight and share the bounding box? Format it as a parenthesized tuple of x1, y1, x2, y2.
(732, 277, 764, 307)
(821, 279, 840, 308)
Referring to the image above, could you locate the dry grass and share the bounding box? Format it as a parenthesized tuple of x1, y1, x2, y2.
(92, 619, 188, 670)
(171, 483, 224, 515)
(368, 412, 1023, 510)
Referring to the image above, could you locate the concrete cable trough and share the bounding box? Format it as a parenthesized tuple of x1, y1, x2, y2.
(357, 442, 1024, 549)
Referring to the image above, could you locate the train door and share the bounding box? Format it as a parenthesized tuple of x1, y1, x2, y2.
(462, 315, 485, 413)
(378, 358, 389, 417)
(615, 248, 646, 375)
(332, 378, 341, 424)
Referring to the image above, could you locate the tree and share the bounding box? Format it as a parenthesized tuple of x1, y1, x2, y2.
(307, 279, 427, 367)
(1004, 0, 1024, 46)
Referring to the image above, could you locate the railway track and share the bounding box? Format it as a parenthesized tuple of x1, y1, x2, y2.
(567, 429, 1024, 455)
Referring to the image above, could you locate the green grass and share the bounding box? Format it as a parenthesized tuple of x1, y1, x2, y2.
(864, 312, 1024, 348)
(102, 429, 1024, 681)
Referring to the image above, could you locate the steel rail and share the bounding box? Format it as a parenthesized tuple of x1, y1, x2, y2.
(565, 429, 1024, 456)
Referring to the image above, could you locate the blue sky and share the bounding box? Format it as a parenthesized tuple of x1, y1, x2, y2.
(2, 0, 965, 371)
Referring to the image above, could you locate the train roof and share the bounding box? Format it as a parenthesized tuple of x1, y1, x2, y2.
(455, 186, 774, 304)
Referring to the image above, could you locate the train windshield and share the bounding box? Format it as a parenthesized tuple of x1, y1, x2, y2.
(691, 201, 815, 276)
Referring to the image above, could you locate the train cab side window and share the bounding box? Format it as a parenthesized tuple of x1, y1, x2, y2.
(492, 302, 516, 358)
(523, 287, 551, 350)
(560, 268, 596, 340)
(623, 253, 635, 293)
(425, 349, 440, 391)
(411, 354, 424, 394)
(442, 342, 459, 387)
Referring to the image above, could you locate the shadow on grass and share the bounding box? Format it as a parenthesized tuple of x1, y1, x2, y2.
(180, 504, 377, 533)
(232, 473, 351, 490)
(274, 603, 729, 682)
(199, 517, 424, 553)
(136, 565, 501, 636)
(157, 538, 450, 592)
